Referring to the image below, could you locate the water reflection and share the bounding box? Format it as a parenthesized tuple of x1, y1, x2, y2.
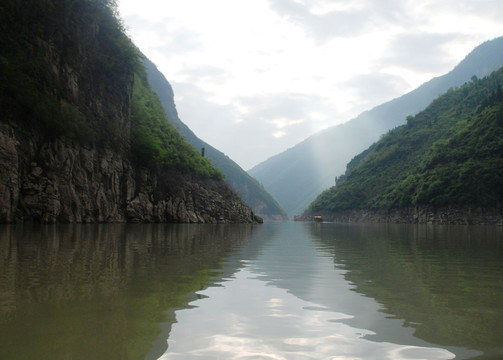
(158, 222, 465, 359)
(160, 267, 454, 360)
(0, 224, 257, 360)
(309, 223, 503, 359)
(2, 222, 502, 360)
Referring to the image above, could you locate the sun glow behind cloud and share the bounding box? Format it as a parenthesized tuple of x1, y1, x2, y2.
(119, 0, 503, 169)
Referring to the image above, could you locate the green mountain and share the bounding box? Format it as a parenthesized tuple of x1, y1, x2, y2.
(144, 59, 288, 221)
(249, 36, 503, 217)
(307, 67, 503, 220)
(0, 0, 260, 223)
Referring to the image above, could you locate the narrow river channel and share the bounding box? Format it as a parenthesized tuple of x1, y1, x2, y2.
(1, 222, 502, 359)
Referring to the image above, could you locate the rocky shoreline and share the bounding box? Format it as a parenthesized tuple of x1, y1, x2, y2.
(297, 206, 503, 225)
(0, 123, 262, 224)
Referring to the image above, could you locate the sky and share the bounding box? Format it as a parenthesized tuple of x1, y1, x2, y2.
(118, 0, 503, 170)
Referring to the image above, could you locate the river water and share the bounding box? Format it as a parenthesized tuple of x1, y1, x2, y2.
(0, 222, 502, 359)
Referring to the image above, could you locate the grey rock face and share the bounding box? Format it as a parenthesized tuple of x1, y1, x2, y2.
(0, 124, 261, 224)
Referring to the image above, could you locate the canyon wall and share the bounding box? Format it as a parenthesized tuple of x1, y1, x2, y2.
(0, 123, 260, 224)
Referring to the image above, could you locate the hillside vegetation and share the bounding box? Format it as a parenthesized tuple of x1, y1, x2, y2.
(0, 0, 136, 143)
(250, 36, 503, 217)
(131, 68, 223, 179)
(309, 68, 503, 213)
(0, 0, 222, 181)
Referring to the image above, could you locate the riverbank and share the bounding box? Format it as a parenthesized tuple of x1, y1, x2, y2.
(297, 205, 503, 225)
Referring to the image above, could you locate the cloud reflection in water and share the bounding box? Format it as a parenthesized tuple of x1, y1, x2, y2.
(158, 268, 454, 360)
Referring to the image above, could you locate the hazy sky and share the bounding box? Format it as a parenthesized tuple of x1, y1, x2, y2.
(118, 0, 503, 170)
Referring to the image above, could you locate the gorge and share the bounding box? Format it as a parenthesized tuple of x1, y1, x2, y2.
(0, 0, 261, 224)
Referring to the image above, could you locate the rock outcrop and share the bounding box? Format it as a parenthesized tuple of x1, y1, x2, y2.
(0, 122, 261, 224)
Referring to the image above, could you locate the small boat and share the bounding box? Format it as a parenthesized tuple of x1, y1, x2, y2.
(314, 216, 323, 223)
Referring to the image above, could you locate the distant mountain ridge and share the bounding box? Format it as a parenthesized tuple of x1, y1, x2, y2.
(144, 58, 288, 221)
(249, 36, 503, 217)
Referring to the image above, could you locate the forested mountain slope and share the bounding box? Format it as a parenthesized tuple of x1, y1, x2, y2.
(249, 36, 503, 217)
(0, 0, 260, 223)
(305, 67, 503, 224)
(144, 59, 287, 220)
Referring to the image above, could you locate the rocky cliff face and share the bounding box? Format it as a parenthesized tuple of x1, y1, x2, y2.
(0, 0, 261, 224)
(0, 122, 260, 224)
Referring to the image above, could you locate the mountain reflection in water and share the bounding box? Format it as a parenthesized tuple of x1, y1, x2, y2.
(310, 224, 503, 355)
(0, 224, 255, 360)
(1, 222, 502, 359)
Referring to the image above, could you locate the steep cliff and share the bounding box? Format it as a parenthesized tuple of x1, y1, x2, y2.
(0, 0, 261, 224)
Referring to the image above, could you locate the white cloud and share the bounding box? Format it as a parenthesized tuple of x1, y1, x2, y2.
(267, 0, 375, 40)
(176, 65, 231, 86)
(383, 33, 469, 72)
(169, 84, 339, 169)
(343, 73, 410, 108)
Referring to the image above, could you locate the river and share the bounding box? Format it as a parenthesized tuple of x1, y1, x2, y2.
(0, 222, 502, 359)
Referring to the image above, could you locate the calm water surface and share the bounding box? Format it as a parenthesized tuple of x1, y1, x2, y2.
(0, 222, 502, 359)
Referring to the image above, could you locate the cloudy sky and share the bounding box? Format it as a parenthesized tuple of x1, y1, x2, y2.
(118, 0, 503, 170)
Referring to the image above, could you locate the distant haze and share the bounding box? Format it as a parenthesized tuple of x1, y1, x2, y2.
(119, 0, 503, 170)
(249, 37, 503, 217)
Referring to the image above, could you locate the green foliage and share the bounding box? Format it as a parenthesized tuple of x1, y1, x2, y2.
(0, 0, 222, 180)
(0, 0, 139, 143)
(131, 72, 224, 180)
(311, 67, 503, 212)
